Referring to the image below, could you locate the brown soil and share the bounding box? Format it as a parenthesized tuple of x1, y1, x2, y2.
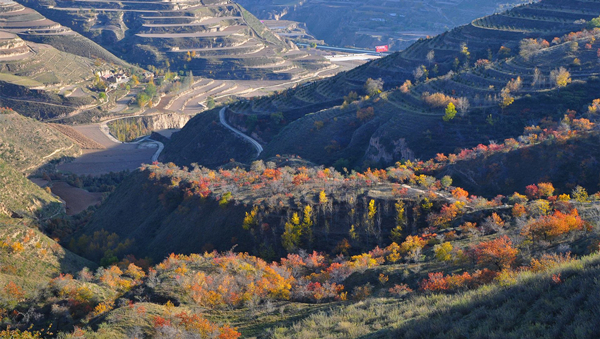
(50, 181, 103, 215)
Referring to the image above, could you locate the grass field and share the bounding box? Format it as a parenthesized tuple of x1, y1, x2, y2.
(0, 72, 43, 87)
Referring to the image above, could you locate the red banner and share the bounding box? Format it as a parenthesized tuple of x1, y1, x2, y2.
(376, 45, 389, 53)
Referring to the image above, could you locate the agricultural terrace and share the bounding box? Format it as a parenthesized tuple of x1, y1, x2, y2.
(24, 0, 337, 80)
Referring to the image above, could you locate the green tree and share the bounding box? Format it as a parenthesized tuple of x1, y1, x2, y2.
(434, 242, 453, 262)
(144, 82, 157, 98)
(588, 16, 600, 28)
(206, 96, 216, 109)
(441, 175, 453, 188)
(443, 102, 457, 121)
(282, 213, 302, 252)
(136, 92, 150, 108)
(572, 186, 589, 203)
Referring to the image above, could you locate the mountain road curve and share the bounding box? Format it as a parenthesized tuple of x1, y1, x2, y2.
(219, 106, 263, 157)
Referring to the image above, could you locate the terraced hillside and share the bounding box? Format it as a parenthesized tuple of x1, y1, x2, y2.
(0, 0, 126, 63)
(163, 0, 600, 169)
(238, 0, 529, 51)
(0, 0, 73, 35)
(0, 33, 101, 119)
(0, 1, 140, 119)
(19, 0, 336, 80)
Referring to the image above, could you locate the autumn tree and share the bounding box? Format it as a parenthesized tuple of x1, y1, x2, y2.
(456, 97, 470, 116)
(500, 87, 514, 112)
(413, 65, 427, 82)
(301, 205, 314, 245)
(451, 187, 469, 200)
(427, 203, 460, 228)
(390, 201, 406, 242)
(506, 77, 523, 93)
(399, 80, 413, 93)
(400, 235, 426, 262)
(356, 107, 375, 121)
(550, 67, 571, 90)
(522, 209, 586, 244)
(537, 182, 555, 198)
(427, 50, 435, 65)
(473, 236, 518, 269)
(532, 68, 545, 88)
(519, 38, 547, 60)
(319, 190, 328, 204)
(434, 242, 453, 262)
(572, 186, 589, 202)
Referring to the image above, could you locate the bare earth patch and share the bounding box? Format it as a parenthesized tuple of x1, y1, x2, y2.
(50, 181, 103, 215)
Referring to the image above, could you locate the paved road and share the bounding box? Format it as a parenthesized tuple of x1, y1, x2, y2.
(296, 43, 391, 56)
(219, 106, 263, 157)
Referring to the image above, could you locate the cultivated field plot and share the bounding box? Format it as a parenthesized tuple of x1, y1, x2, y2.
(49, 123, 106, 149)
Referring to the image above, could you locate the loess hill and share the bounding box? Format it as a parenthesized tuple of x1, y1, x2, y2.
(5, 1, 600, 338)
(17, 0, 335, 80)
(237, 0, 528, 51)
(162, 0, 600, 170)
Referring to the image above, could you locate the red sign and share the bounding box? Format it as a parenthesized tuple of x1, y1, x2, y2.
(376, 45, 389, 53)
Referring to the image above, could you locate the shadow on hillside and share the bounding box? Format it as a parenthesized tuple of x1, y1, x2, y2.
(55, 146, 155, 176)
(367, 261, 600, 339)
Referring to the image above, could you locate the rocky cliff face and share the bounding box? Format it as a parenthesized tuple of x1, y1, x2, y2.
(144, 113, 191, 131)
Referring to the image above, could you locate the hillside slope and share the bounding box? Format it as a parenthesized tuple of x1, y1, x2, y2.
(0, 111, 80, 173)
(163, 0, 600, 169)
(0, 1, 138, 119)
(0, 218, 95, 300)
(437, 132, 600, 198)
(75, 169, 255, 262)
(0, 158, 62, 219)
(267, 252, 600, 338)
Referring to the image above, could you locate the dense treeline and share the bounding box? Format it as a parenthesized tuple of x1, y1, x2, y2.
(108, 118, 152, 142)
